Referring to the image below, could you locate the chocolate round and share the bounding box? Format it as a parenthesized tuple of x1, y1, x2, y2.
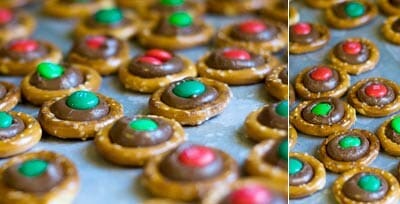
(1, 40, 48, 61)
(263, 141, 288, 170)
(50, 97, 109, 121)
(279, 67, 288, 84)
(302, 98, 345, 125)
(71, 35, 120, 59)
(356, 81, 395, 106)
(229, 22, 278, 42)
(29, 65, 85, 90)
(392, 19, 400, 33)
(109, 116, 173, 147)
(342, 173, 389, 202)
(302, 66, 340, 93)
(86, 13, 130, 29)
(0, 83, 7, 99)
(161, 79, 218, 110)
(257, 104, 288, 130)
(326, 132, 370, 161)
(128, 55, 184, 78)
(333, 2, 367, 19)
(159, 144, 224, 181)
(289, 24, 320, 44)
(153, 16, 201, 36)
(334, 42, 370, 64)
(0, 116, 25, 140)
(205, 48, 265, 70)
(390, 0, 400, 7)
(3, 160, 64, 193)
(385, 121, 400, 144)
(289, 159, 314, 186)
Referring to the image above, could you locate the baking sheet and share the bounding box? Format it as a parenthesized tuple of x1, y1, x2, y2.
(290, 0, 400, 203)
(0, 3, 280, 204)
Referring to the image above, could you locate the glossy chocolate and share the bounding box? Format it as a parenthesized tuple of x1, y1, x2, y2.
(333, 2, 367, 19)
(334, 42, 370, 65)
(161, 79, 218, 110)
(230, 22, 278, 42)
(385, 122, 400, 144)
(326, 132, 370, 161)
(109, 116, 173, 147)
(302, 67, 340, 93)
(153, 17, 201, 36)
(1, 40, 47, 61)
(342, 173, 388, 202)
(289, 24, 320, 44)
(4, 161, 63, 193)
(71, 35, 120, 59)
(50, 97, 109, 121)
(289, 160, 314, 186)
(159, 144, 224, 181)
(29, 65, 84, 90)
(205, 48, 265, 70)
(0, 116, 25, 140)
(302, 98, 345, 125)
(257, 103, 288, 130)
(128, 55, 184, 78)
(263, 141, 288, 170)
(356, 81, 395, 106)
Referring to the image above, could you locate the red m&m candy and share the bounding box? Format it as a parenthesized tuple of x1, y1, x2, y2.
(10, 39, 38, 53)
(145, 49, 173, 62)
(178, 145, 216, 167)
(86, 36, 107, 49)
(137, 56, 163, 65)
(292, 22, 312, 35)
(228, 185, 272, 204)
(239, 20, 267, 34)
(0, 9, 12, 24)
(342, 41, 362, 55)
(310, 66, 333, 81)
(365, 83, 387, 98)
(223, 49, 251, 60)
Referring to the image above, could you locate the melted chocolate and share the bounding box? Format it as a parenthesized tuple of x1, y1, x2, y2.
(302, 98, 345, 125)
(263, 141, 287, 170)
(109, 116, 173, 147)
(333, 2, 368, 19)
(71, 35, 120, 59)
(385, 122, 400, 144)
(159, 143, 224, 181)
(50, 97, 109, 121)
(0, 40, 48, 61)
(230, 22, 278, 42)
(0, 116, 25, 140)
(289, 160, 314, 186)
(392, 19, 400, 33)
(289, 24, 320, 44)
(342, 173, 389, 202)
(356, 81, 395, 106)
(4, 161, 64, 193)
(279, 67, 288, 84)
(334, 42, 370, 65)
(205, 48, 265, 70)
(390, 0, 400, 7)
(302, 67, 340, 93)
(85, 16, 130, 29)
(153, 17, 202, 36)
(326, 131, 370, 161)
(128, 55, 184, 78)
(29, 65, 84, 90)
(257, 103, 288, 130)
(0, 83, 7, 99)
(161, 79, 219, 110)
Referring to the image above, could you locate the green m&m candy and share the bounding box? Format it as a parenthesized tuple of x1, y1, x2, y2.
(345, 2, 365, 18)
(0, 112, 12, 129)
(66, 91, 99, 110)
(161, 0, 184, 6)
(275, 101, 288, 117)
(168, 12, 193, 27)
(173, 80, 206, 98)
(130, 118, 158, 132)
(37, 62, 65, 80)
(358, 174, 381, 192)
(311, 103, 332, 116)
(278, 140, 288, 161)
(18, 159, 48, 177)
(94, 8, 123, 24)
(391, 117, 400, 134)
(289, 157, 303, 175)
(339, 136, 361, 149)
